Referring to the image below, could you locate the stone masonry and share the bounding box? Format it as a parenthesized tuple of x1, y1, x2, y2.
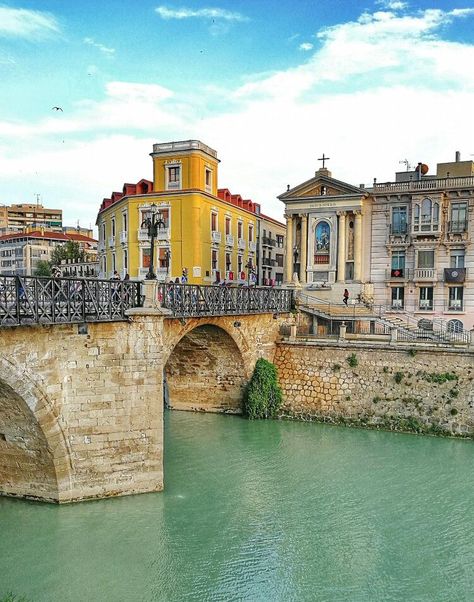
(275, 341, 474, 437)
(0, 310, 290, 502)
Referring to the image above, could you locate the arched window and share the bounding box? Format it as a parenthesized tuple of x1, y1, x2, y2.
(314, 221, 330, 264)
(447, 319, 463, 333)
(414, 198, 439, 232)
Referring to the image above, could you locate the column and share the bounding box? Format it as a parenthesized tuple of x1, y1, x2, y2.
(285, 214, 293, 283)
(300, 214, 308, 284)
(337, 212, 346, 282)
(354, 210, 363, 282)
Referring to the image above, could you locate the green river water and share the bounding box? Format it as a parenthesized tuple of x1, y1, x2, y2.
(1, 412, 473, 601)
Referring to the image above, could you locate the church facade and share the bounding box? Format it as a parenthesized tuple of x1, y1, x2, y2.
(279, 153, 474, 331)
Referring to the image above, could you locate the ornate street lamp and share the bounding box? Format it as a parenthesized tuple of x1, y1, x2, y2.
(141, 204, 165, 280)
(293, 245, 299, 277)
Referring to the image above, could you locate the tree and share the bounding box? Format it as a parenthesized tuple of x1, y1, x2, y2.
(243, 358, 283, 419)
(33, 260, 52, 277)
(50, 240, 84, 266)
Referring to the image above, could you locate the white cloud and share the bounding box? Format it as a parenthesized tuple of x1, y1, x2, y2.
(1, 5, 474, 225)
(376, 1, 408, 9)
(299, 42, 313, 51)
(0, 6, 60, 39)
(155, 6, 248, 21)
(83, 37, 115, 56)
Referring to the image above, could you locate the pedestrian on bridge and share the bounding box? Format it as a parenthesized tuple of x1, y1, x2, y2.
(343, 289, 349, 305)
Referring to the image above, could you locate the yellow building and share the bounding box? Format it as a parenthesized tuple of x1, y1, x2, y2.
(96, 140, 258, 284)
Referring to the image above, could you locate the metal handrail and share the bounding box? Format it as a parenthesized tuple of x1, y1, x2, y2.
(158, 283, 294, 317)
(0, 275, 142, 327)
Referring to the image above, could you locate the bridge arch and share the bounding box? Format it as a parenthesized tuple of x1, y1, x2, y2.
(164, 322, 249, 413)
(0, 356, 73, 503)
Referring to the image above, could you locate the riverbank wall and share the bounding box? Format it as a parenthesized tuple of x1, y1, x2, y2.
(274, 341, 474, 437)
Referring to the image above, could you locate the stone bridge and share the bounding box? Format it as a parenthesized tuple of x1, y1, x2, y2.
(0, 304, 292, 503)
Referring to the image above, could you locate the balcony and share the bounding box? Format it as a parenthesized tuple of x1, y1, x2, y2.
(418, 299, 434, 311)
(98, 241, 105, 252)
(447, 299, 463, 312)
(138, 229, 149, 241)
(389, 225, 409, 245)
(413, 268, 437, 281)
(248, 241, 257, 252)
(225, 234, 234, 246)
(412, 221, 440, 236)
(262, 258, 276, 267)
(156, 227, 170, 241)
(386, 268, 409, 280)
(238, 238, 246, 250)
(211, 231, 222, 244)
(391, 299, 404, 310)
(447, 220, 468, 242)
(262, 236, 276, 247)
(119, 231, 127, 244)
(108, 236, 115, 248)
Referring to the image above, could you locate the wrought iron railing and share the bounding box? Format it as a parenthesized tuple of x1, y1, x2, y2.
(158, 283, 294, 317)
(0, 276, 142, 327)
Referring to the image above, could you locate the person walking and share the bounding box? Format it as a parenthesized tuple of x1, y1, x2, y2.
(343, 288, 349, 305)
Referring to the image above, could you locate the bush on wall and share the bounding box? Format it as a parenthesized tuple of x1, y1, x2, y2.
(243, 358, 283, 419)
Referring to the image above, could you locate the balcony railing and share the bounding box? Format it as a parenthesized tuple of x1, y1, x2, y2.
(211, 231, 222, 243)
(448, 220, 468, 233)
(372, 175, 474, 193)
(108, 236, 115, 248)
(119, 231, 127, 244)
(225, 234, 234, 246)
(248, 241, 257, 252)
(389, 224, 408, 235)
(414, 268, 437, 281)
(238, 238, 246, 250)
(412, 221, 439, 234)
(156, 227, 170, 241)
(262, 236, 277, 247)
(447, 300, 463, 311)
(418, 300, 434, 311)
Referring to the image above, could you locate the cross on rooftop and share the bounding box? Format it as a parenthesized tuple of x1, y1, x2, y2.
(318, 153, 330, 169)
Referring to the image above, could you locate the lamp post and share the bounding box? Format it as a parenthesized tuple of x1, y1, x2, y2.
(164, 248, 171, 278)
(293, 244, 299, 278)
(245, 259, 253, 286)
(141, 204, 165, 280)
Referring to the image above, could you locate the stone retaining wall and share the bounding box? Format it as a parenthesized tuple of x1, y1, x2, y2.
(274, 341, 474, 437)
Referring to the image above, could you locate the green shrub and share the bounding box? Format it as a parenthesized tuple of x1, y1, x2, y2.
(373, 396, 381, 404)
(422, 372, 458, 384)
(243, 358, 282, 419)
(382, 366, 389, 373)
(1, 594, 31, 602)
(394, 371, 404, 384)
(332, 363, 341, 372)
(346, 353, 358, 368)
(407, 349, 417, 357)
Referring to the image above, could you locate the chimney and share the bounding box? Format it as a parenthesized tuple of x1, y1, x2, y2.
(455, 151, 461, 162)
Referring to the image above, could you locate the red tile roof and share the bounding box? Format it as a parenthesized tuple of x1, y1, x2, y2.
(0, 230, 97, 243)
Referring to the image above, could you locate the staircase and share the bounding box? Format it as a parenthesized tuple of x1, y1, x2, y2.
(297, 293, 469, 346)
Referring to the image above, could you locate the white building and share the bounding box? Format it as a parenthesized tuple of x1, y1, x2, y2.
(279, 152, 474, 332)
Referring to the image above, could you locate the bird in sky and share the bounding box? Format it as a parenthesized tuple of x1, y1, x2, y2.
(52, 106, 63, 112)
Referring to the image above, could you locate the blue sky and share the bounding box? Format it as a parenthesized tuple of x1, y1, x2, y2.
(1, 0, 474, 227)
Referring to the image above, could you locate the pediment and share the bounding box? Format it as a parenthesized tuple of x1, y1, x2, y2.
(279, 175, 364, 201)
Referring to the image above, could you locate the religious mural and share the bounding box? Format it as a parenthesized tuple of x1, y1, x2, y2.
(314, 221, 330, 264)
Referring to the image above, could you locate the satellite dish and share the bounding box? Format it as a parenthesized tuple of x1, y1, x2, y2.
(415, 163, 429, 175)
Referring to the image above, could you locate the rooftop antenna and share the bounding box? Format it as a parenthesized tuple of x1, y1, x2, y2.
(399, 159, 412, 171)
(34, 193, 41, 206)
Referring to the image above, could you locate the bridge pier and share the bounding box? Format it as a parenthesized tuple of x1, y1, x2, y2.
(1, 304, 291, 503)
